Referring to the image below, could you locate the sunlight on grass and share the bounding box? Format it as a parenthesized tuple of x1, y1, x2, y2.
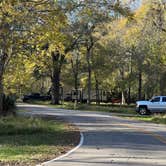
(136, 114, 166, 124)
(0, 116, 79, 166)
(23, 100, 135, 114)
(119, 113, 166, 125)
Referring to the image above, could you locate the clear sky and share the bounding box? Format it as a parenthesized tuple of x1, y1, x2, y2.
(125, 0, 142, 10)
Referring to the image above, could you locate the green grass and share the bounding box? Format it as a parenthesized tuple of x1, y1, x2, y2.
(23, 100, 166, 125)
(0, 116, 79, 166)
(117, 113, 166, 125)
(134, 114, 166, 124)
(73, 103, 135, 114)
(23, 100, 135, 114)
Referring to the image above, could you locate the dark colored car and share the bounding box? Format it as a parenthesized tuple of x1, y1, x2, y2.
(22, 93, 51, 102)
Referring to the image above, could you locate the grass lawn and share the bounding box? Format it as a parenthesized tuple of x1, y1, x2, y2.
(0, 116, 80, 166)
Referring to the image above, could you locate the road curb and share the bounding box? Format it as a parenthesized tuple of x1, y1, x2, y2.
(36, 132, 84, 166)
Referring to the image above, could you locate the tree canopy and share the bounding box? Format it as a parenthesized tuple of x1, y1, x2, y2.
(0, 0, 166, 113)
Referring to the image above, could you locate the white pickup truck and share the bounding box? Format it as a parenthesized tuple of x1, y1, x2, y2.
(136, 96, 166, 115)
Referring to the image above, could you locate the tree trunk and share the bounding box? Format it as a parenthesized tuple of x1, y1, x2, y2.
(121, 91, 125, 105)
(159, 77, 164, 96)
(0, 73, 4, 115)
(127, 86, 131, 105)
(75, 54, 79, 102)
(159, 73, 166, 96)
(51, 70, 60, 105)
(95, 75, 100, 105)
(71, 54, 79, 103)
(51, 52, 62, 105)
(74, 73, 78, 102)
(87, 49, 91, 105)
(0, 53, 6, 115)
(138, 70, 142, 100)
(127, 57, 132, 104)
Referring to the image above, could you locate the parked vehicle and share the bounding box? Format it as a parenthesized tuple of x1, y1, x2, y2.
(22, 93, 51, 102)
(136, 96, 166, 115)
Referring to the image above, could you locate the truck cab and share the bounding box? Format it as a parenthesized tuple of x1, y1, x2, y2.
(136, 96, 166, 115)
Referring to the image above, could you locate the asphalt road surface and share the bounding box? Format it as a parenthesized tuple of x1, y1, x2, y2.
(18, 104, 166, 166)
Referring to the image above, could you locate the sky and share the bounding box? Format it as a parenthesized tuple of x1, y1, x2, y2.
(124, 0, 142, 10)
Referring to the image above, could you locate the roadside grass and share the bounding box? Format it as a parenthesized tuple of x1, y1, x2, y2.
(73, 103, 135, 114)
(22, 100, 135, 114)
(21, 100, 166, 125)
(0, 116, 80, 166)
(118, 113, 166, 125)
(45, 102, 166, 124)
(134, 114, 166, 124)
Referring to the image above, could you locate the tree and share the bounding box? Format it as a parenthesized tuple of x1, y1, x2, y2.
(0, 0, 59, 113)
(69, 0, 133, 104)
(4, 54, 36, 97)
(104, 1, 166, 101)
(0, 1, 34, 114)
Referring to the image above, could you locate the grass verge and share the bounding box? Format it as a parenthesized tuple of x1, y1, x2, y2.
(22, 100, 135, 115)
(25, 101, 166, 125)
(0, 116, 80, 166)
(134, 114, 166, 124)
(118, 113, 166, 125)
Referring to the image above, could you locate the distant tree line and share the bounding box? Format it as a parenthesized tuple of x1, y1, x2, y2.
(0, 0, 166, 114)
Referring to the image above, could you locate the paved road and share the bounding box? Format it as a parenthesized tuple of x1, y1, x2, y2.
(18, 104, 166, 166)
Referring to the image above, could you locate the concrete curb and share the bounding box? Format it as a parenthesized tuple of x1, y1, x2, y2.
(36, 132, 84, 166)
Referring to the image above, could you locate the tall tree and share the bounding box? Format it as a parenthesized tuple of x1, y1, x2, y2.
(70, 0, 132, 104)
(0, 0, 58, 113)
(0, 1, 33, 114)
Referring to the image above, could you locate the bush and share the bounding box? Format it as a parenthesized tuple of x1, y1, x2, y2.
(3, 95, 16, 115)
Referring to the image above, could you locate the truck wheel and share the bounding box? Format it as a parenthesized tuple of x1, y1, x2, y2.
(139, 106, 148, 115)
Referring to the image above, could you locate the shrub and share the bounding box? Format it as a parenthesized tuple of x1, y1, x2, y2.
(3, 95, 16, 115)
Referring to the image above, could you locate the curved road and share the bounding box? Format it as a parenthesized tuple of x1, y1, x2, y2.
(18, 104, 166, 166)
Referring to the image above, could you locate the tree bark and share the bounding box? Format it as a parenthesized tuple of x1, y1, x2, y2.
(0, 52, 7, 115)
(71, 54, 79, 103)
(51, 52, 63, 105)
(0, 73, 4, 115)
(95, 75, 100, 105)
(74, 74, 78, 101)
(121, 91, 125, 105)
(127, 86, 131, 104)
(87, 48, 91, 105)
(85, 32, 94, 105)
(159, 73, 166, 96)
(127, 57, 132, 104)
(51, 70, 60, 105)
(138, 70, 142, 100)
